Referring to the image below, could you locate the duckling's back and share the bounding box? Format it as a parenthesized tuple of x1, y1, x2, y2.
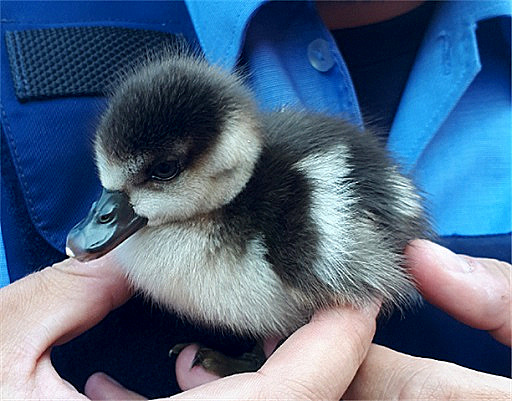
(225, 109, 427, 322)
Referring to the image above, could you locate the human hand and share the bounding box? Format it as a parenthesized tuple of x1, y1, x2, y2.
(85, 240, 511, 400)
(343, 240, 511, 400)
(85, 302, 380, 400)
(0, 256, 132, 399)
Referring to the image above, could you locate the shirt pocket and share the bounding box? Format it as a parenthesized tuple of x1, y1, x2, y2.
(1, 1, 196, 252)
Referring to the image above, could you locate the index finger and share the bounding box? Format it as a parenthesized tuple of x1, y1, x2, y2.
(0, 254, 132, 357)
(258, 303, 380, 400)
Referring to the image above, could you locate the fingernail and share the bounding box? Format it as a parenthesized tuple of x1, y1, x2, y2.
(98, 372, 123, 388)
(427, 241, 474, 273)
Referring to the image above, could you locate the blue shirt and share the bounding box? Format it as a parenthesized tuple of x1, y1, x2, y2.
(187, 0, 511, 238)
(1, 1, 510, 279)
(0, 0, 510, 395)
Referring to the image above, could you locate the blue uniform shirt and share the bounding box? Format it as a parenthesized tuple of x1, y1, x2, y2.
(2, 0, 510, 277)
(1, 0, 510, 395)
(187, 0, 511, 238)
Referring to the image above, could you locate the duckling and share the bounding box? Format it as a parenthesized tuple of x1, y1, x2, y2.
(66, 51, 427, 375)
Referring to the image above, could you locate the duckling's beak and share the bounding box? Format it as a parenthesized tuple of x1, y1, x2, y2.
(66, 188, 148, 262)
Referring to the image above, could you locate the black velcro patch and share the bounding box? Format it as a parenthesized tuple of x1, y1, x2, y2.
(5, 26, 179, 102)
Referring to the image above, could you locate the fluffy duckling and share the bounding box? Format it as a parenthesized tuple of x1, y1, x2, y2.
(67, 52, 427, 372)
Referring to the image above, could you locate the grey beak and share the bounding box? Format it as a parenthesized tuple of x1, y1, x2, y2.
(66, 188, 148, 262)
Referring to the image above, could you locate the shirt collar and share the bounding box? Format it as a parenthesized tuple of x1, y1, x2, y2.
(185, 0, 511, 173)
(184, 0, 267, 70)
(387, 0, 512, 172)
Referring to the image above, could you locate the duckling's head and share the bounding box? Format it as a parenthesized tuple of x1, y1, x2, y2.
(98, 55, 262, 223)
(67, 54, 262, 260)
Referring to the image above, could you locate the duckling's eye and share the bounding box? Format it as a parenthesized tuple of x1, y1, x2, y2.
(150, 160, 180, 181)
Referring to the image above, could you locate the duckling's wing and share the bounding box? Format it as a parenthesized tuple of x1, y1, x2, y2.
(250, 110, 429, 310)
(261, 110, 428, 243)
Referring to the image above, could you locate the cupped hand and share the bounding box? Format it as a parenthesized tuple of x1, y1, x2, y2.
(85, 303, 380, 400)
(343, 240, 511, 400)
(86, 240, 511, 400)
(0, 255, 132, 399)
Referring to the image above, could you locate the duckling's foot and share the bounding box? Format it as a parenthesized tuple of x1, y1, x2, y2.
(171, 343, 266, 377)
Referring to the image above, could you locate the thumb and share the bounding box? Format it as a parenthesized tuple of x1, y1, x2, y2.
(406, 240, 511, 345)
(85, 372, 146, 400)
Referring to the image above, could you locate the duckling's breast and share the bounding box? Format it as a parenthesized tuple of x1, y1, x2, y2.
(112, 220, 310, 338)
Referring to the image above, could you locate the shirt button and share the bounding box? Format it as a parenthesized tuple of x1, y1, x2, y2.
(307, 38, 335, 72)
